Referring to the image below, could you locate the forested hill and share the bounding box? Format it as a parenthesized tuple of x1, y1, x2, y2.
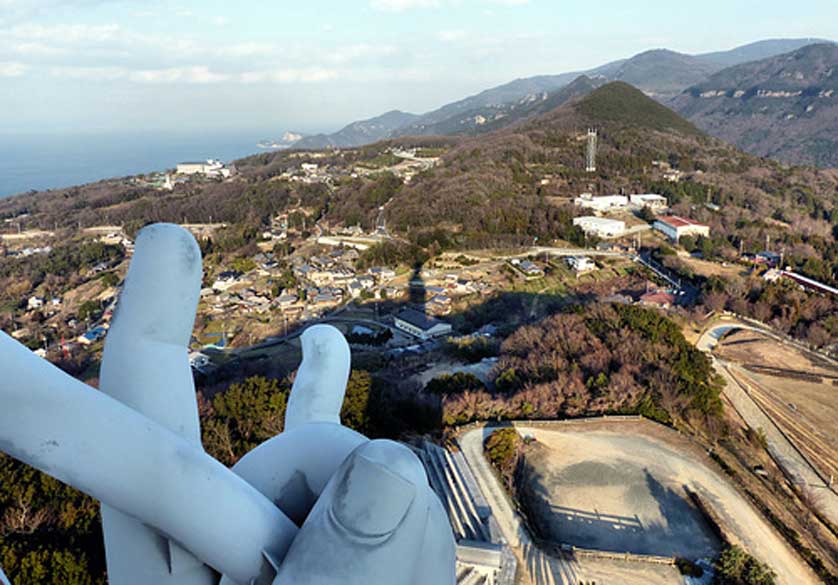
(0, 81, 835, 285)
(380, 82, 722, 244)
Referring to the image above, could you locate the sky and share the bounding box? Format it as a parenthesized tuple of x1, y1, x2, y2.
(0, 0, 836, 137)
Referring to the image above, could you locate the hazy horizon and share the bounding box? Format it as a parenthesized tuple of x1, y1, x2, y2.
(2, 0, 837, 137)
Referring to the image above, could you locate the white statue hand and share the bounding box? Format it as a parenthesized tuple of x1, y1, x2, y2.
(0, 224, 455, 585)
(231, 325, 456, 585)
(98, 223, 215, 584)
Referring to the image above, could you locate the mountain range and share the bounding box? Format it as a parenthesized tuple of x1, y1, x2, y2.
(670, 43, 838, 167)
(290, 38, 836, 167)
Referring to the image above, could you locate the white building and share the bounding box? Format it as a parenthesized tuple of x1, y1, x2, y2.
(189, 351, 212, 372)
(566, 256, 596, 273)
(27, 296, 45, 310)
(574, 193, 628, 212)
(653, 216, 710, 242)
(368, 267, 396, 282)
(211, 271, 242, 292)
(176, 159, 231, 178)
(394, 308, 452, 340)
(630, 193, 668, 210)
(573, 216, 626, 238)
(518, 261, 543, 277)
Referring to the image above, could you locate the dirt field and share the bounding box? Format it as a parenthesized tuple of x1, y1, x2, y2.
(515, 423, 820, 585)
(715, 330, 838, 485)
(678, 256, 749, 280)
(521, 444, 720, 559)
(716, 329, 837, 375)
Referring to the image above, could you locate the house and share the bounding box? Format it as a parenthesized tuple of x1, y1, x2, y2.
(453, 278, 475, 294)
(189, 351, 212, 372)
(347, 280, 364, 298)
(518, 261, 544, 277)
(639, 291, 676, 309)
(630, 193, 668, 210)
(77, 326, 107, 345)
(368, 267, 396, 281)
(276, 294, 299, 307)
(566, 256, 596, 273)
(574, 193, 628, 212)
(27, 296, 45, 310)
(653, 216, 710, 242)
(311, 292, 339, 307)
(762, 269, 783, 283)
(394, 308, 452, 340)
(212, 270, 242, 291)
(573, 216, 626, 238)
(756, 251, 781, 267)
(427, 295, 452, 315)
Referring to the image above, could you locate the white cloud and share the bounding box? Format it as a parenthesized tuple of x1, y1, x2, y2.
(49, 65, 127, 81)
(239, 68, 338, 84)
(325, 43, 398, 64)
(9, 23, 122, 44)
(211, 16, 229, 26)
(369, 0, 440, 12)
(490, 0, 529, 4)
(48, 64, 339, 85)
(0, 61, 27, 76)
(438, 29, 467, 42)
(130, 66, 230, 84)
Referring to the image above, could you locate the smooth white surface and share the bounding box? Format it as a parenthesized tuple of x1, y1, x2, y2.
(274, 440, 456, 585)
(285, 325, 351, 431)
(100, 224, 215, 585)
(0, 332, 297, 584)
(233, 423, 368, 526)
(0, 223, 456, 585)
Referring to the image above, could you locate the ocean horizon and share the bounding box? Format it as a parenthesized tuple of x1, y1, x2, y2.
(0, 130, 276, 199)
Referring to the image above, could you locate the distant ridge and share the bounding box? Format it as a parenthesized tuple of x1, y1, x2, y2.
(294, 110, 419, 150)
(288, 38, 833, 161)
(671, 42, 838, 166)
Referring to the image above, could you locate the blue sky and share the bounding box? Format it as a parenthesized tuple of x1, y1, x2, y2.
(0, 0, 836, 135)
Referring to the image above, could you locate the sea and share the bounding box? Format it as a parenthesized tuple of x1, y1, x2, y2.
(0, 130, 275, 198)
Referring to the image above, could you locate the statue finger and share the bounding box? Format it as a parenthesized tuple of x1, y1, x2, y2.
(284, 324, 350, 431)
(99, 224, 211, 583)
(273, 440, 446, 585)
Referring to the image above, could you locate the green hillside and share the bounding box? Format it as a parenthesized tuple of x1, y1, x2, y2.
(575, 82, 702, 136)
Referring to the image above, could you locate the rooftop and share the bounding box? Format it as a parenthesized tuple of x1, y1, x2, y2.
(396, 307, 445, 331)
(640, 291, 676, 305)
(656, 215, 708, 228)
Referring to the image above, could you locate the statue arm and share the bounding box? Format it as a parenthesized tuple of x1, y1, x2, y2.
(0, 331, 296, 584)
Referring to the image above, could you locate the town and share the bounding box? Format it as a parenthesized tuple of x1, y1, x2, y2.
(1, 73, 837, 585)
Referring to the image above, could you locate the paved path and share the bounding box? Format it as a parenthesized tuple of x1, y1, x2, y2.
(716, 360, 838, 526)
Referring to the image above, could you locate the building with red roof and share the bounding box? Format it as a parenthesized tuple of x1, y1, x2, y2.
(653, 215, 710, 242)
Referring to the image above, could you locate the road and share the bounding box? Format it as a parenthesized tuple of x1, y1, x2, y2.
(505, 246, 626, 259)
(459, 423, 820, 585)
(715, 359, 838, 526)
(696, 316, 837, 365)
